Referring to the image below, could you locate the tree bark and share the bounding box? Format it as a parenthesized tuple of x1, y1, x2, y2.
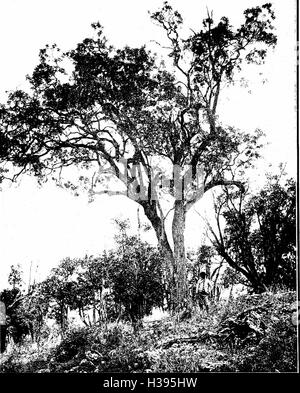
(139, 199, 176, 309)
(172, 200, 188, 308)
(139, 200, 173, 261)
(140, 199, 191, 309)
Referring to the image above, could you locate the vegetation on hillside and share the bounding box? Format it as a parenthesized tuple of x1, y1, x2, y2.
(0, 291, 297, 373)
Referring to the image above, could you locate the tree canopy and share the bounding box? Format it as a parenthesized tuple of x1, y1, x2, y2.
(0, 2, 277, 307)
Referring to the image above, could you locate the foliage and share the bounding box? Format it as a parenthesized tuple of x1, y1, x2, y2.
(3, 229, 164, 333)
(152, 346, 230, 372)
(0, 290, 297, 373)
(0, 328, 60, 372)
(221, 266, 247, 288)
(0, 266, 32, 344)
(48, 324, 153, 373)
(39, 258, 81, 331)
(52, 327, 90, 363)
(209, 173, 296, 292)
(235, 318, 297, 372)
(218, 291, 297, 372)
(106, 234, 165, 324)
(8, 264, 23, 290)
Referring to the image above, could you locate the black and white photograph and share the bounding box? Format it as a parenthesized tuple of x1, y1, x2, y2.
(0, 0, 298, 382)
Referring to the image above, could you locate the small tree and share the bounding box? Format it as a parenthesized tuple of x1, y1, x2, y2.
(106, 234, 165, 327)
(0, 266, 31, 344)
(74, 255, 110, 325)
(40, 258, 80, 332)
(208, 173, 296, 292)
(8, 264, 23, 290)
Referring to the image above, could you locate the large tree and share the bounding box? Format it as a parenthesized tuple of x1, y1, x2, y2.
(0, 3, 277, 307)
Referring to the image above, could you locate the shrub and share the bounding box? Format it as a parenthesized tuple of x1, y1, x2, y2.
(52, 327, 90, 363)
(233, 316, 297, 372)
(106, 235, 165, 324)
(151, 345, 231, 372)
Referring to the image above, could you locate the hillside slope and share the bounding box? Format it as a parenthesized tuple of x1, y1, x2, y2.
(0, 291, 297, 373)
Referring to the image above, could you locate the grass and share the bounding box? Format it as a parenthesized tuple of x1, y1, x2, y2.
(0, 290, 297, 373)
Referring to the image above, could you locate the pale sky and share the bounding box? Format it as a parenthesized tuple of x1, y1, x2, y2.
(0, 0, 297, 289)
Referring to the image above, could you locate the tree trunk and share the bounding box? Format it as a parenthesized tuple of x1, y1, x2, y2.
(140, 200, 173, 261)
(60, 303, 68, 335)
(140, 199, 188, 310)
(140, 200, 175, 308)
(172, 200, 188, 309)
